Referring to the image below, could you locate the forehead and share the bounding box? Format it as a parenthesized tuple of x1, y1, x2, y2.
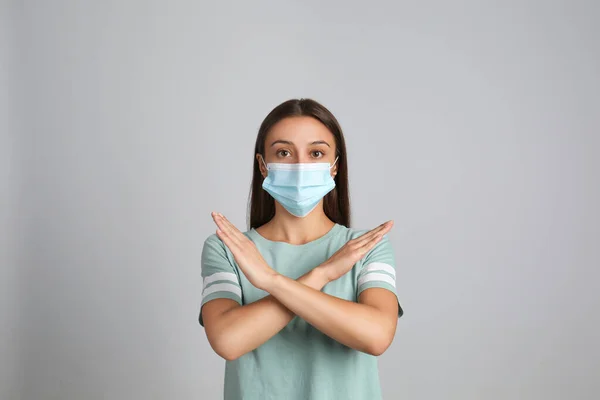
(266, 116, 335, 145)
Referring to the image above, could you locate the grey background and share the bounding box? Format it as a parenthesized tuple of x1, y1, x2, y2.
(2, 1, 19, 399)
(2, 0, 599, 399)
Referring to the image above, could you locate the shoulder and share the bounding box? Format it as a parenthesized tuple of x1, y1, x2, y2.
(202, 229, 256, 258)
(332, 224, 367, 242)
(340, 225, 393, 245)
(203, 228, 252, 247)
(200, 233, 239, 275)
(342, 225, 395, 263)
(333, 224, 394, 256)
(202, 233, 225, 251)
(201, 233, 236, 261)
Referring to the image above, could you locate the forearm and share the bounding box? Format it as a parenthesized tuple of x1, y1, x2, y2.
(264, 273, 395, 355)
(209, 267, 329, 360)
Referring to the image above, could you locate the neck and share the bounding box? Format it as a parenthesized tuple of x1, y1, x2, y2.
(259, 201, 335, 245)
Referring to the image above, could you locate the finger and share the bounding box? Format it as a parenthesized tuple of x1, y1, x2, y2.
(377, 220, 394, 237)
(218, 213, 242, 236)
(212, 212, 237, 238)
(211, 212, 232, 238)
(217, 215, 253, 252)
(363, 220, 392, 238)
(216, 213, 247, 243)
(354, 220, 393, 246)
(349, 233, 381, 261)
(215, 228, 236, 250)
(350, 225, 383, 246)
(358, 222, 394, 251)
(212, 213, 242, 249)
(357, 231, 385, 255)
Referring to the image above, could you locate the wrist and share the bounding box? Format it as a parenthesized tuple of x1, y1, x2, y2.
(313, 263, 333, 286)
(261, 270, 284, 293)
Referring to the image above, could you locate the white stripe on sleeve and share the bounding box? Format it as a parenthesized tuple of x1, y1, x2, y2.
(202, 283, 242, 299)
(203, 272, 239, 290)
(360, 262, 396, 278)
(357, 272, 396, 289)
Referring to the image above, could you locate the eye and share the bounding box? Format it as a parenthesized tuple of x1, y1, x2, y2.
(311, 150, 324, 158)
(276, 149, 291, 157)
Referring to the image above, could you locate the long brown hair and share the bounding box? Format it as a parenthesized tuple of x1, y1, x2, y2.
(247, 98, 351, 229)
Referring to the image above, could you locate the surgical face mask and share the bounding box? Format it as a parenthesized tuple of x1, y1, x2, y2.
(260, 156, 339, 218)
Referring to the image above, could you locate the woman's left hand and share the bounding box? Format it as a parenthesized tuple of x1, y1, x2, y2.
(211, 212, 279, 291)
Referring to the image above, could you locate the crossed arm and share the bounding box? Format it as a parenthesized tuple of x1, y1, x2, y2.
(202, 270, 398, 360)
(201, 213, 399, 360)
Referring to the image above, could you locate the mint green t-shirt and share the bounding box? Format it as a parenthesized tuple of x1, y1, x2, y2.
(199, 223, 403, 400)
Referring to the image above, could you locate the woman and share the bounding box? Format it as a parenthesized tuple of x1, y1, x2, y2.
(199, 98, 404, 400)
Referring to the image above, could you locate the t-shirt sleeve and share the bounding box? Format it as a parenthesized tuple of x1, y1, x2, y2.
(199, 234, 243, 327)
(356, 235, 404, 318)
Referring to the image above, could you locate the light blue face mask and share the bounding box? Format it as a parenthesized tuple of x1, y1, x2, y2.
(260, 156, 339, 218)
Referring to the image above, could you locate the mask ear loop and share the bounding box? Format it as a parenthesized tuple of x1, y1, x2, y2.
(259, 155, 268, 172)
(330, 156, 339, 179)
(330, 156, 339, 170)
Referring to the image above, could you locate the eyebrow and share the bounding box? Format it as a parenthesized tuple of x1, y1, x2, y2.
(310, 140, 331, 148)
(270, 140, 294, 147)
(270, 140, 331, 148)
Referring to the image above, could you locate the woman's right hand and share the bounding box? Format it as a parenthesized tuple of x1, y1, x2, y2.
(318, 220, 394, 282)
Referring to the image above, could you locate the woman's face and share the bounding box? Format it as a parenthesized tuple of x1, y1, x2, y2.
(257, 116, 338, 178)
